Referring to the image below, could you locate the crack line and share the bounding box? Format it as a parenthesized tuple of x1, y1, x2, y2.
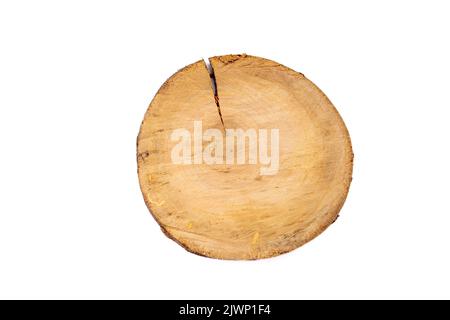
(203, 58, 225, 128)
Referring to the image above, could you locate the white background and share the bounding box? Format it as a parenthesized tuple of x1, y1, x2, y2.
(1, 1, 449, 299)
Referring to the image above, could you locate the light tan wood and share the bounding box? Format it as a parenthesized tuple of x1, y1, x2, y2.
(137, 54, 353, 260)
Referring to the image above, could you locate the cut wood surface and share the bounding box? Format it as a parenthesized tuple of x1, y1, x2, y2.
(137, 54, 353, 260)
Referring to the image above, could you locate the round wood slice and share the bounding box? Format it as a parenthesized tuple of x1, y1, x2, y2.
(137, 54, 353, 260)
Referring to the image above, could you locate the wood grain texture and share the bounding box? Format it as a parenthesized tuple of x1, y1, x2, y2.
(137, 54, 353, 260)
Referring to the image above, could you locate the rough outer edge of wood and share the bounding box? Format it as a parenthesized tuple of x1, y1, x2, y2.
(137, 55, 354, 260)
